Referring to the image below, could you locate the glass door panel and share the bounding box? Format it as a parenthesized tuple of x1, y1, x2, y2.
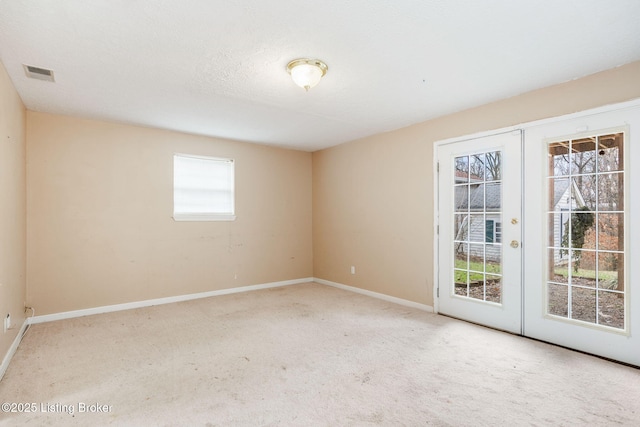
(524, 101, 640, 367)
(437, 131, 522, 334)
(452, 152, 503, 304)
(546, 132, 625, 330)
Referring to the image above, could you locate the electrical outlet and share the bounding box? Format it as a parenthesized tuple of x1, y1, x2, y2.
(350, 266, 356, 275)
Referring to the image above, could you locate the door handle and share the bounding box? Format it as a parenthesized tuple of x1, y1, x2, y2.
(510, 240, 519, 248)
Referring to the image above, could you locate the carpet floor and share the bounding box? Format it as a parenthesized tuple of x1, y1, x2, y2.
(0, 282, 639, 426)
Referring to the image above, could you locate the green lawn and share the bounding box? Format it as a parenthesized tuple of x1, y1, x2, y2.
(455, 259, 617, 285)
(455, 259, 501, 284)
(553, 266, 617, 281)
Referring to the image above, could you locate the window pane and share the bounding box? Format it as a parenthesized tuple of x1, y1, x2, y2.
(485, 182, 501, 211)
(573, 175, 596, 210)
(468, 215, 485, 243)
(454, 214, 469, 241)
(548, 248, 569, 285)
(470, 153, 485, 181)
(455, 243, 469, 270)
(597, 213, 623, 251)
(454, 270, 469, 296)
(468, 243, 485, 264)
(455, 156, 469, 182)
(570, 138, 596, 175)
(486, 258, 501, 275)
(485, 275, 501, 303)
(597, 133, 623, 173)
(485, 151, 501, 181)
(598, 173, 623, 211)
(548, 283, 568, 318)
(454, 185, 469, 212)
(549, 141, 570, 177)
(572, 287, 596, 323)
(174, 154, 234, 217)
(550, 177, 570, 213)
(597, 252, 622, 291)
(598, 290, 624, 329)
(549, 212, 564, 248)
(571, 249, 593, 285)
(468, 183, 484, 210)
(573, 209, 597, 251)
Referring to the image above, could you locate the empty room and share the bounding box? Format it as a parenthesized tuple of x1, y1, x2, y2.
(1, 1, 640, 425)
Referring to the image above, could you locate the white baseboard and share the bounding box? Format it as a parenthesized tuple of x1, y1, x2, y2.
(5, 277, 428, 380)
(29, 277, 431, 325)
(0, 320, 29, 382)
(30, 277, 314, 325)
(313, 278, 433, 312)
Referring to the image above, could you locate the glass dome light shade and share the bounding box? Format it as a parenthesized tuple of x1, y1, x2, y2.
(287, 59, 328, 91)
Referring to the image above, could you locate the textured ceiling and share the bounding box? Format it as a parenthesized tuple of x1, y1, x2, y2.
(1, 1, 639, 151)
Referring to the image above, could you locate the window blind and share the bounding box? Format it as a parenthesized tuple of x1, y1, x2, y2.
(173, 154, 235, 221)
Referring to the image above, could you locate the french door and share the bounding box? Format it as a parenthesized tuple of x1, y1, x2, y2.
(436, 131, 522, 334)
(436, 100, 640, 366)
(523, 105, 640, 366)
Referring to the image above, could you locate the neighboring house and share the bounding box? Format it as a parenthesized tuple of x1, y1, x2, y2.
(454, 181, 502, 262)
(454, 178, 584, 263)
(552, 179, 586, 264)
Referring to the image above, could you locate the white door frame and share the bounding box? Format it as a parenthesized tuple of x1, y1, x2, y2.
(435, 131, 523, 333)
(523, 108, 639, 366)
(433, 97, 640, 365)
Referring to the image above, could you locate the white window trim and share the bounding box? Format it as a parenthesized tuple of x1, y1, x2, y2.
(173, 153, 236, 222)
(173, 213, 236, 222)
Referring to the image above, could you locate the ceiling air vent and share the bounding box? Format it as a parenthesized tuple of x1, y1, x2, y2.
(23, 64, 55, 82)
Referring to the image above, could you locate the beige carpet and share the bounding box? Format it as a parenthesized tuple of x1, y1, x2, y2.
(1, 282, 639, 426)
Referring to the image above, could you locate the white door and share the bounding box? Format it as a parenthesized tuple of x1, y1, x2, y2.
(436, 131, 522, 334)
(523, 104, 640, 366)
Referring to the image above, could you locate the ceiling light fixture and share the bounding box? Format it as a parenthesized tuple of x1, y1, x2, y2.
(286, 58, 328, 91)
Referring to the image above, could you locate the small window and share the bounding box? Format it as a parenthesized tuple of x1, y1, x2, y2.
(485, 219, 502, 244)
(173, 154, 235, 221)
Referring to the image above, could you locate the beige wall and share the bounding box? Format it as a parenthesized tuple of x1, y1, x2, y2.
(27, 113, 313, 315)
(0, 62, 27, 360)
(11, 59, 640, 319)
(313, 61, 640, 306)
